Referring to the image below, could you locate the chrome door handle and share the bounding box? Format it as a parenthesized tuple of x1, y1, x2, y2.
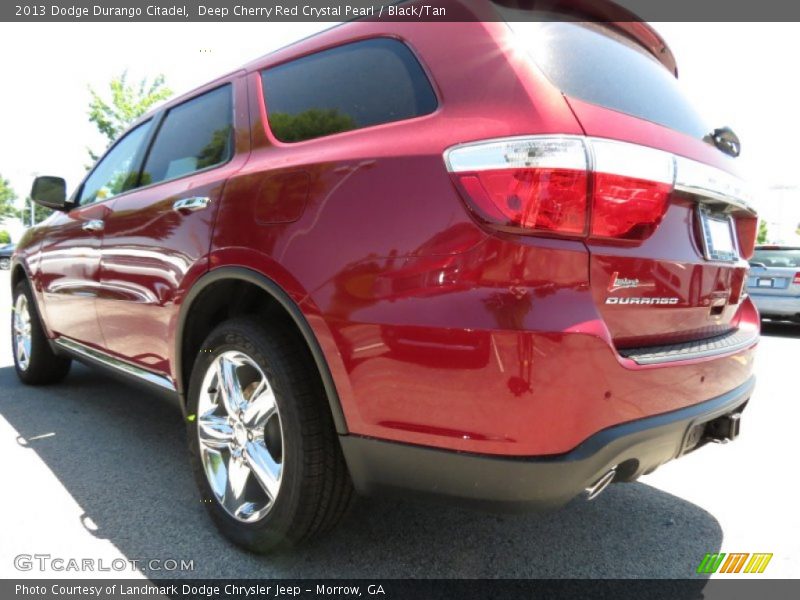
(173, 196, 210, 212)
(82, 219, 104, 232)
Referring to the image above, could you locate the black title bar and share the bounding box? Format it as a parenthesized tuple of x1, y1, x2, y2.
(5, 579, 800, 600)
(5, 0, 800, 22)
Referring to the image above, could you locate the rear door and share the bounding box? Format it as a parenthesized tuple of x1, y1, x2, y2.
(95, 76, 249, 376)
(507, 19, 756, 348)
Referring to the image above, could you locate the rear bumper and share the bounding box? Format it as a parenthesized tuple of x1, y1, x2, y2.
(749, 292, 800, 318)
(340, 376, 754, 510)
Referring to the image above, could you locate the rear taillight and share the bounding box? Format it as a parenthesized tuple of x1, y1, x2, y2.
(734, 216, 758, 259)
(446, 138, 588, 236)
(446, 136, 757, 249)
(793, 272, 800, 285)
(445, 136, 675, 241)
(456, 168, 588, 235)
(590, 140, 675, 240)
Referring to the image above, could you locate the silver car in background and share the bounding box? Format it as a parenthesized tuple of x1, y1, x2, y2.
(747, 246, 800, 322)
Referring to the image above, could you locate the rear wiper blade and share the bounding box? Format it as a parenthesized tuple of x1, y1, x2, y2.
(704, 126, 741, 157)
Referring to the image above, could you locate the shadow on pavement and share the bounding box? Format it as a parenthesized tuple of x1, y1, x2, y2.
(0, 363, 721, 580)
(760, 319, 800, 338)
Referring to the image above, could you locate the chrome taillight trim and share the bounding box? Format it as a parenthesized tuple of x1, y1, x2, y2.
(589, 138, 675, 185)
(444, 135, 754, 214)
(444, 135, 587, 173)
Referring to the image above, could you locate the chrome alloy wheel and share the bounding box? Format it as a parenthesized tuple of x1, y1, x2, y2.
(197, 350, 284, 523)
(12, 294, 32, 371)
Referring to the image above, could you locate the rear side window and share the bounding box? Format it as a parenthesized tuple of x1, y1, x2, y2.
(142, 85, 233, 185)
(262, 38, 437, 142)
(505, 17, 710, 139)
(79, 121, 152, 205)
(751, 249, 800, 267)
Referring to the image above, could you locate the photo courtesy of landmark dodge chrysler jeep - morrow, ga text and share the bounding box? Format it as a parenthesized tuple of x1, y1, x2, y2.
(10, 0, 759, 552)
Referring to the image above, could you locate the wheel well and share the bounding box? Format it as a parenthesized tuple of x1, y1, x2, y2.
(11, 265, 26, 290)
(181, 279, 299, 390)
(178, 275, 347, 432)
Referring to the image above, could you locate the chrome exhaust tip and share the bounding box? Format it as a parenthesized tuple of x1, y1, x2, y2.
(585, 467, 617, 501)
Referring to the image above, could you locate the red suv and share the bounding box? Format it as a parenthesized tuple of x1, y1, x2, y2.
(12, 1, 758, 553)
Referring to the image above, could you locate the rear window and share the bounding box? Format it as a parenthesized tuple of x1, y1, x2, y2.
(751, 249, 800, 268)
(261, 38, 437, 142)
(504, 17, 710, 139)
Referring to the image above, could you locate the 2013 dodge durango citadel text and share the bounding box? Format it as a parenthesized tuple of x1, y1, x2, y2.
(10, 0, 759, 552)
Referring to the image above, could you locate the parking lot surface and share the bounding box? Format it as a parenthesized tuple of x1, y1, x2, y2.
(0, 270, 797, 579)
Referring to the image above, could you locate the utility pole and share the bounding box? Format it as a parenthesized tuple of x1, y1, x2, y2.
(29, 171, 38, 227)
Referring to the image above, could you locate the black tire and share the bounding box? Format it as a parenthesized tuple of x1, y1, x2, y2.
(11, 280, 71, 385)
(186, 317, 354, 553)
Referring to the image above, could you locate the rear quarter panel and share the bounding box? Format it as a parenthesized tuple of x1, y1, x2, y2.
(210, 21, 591, 446)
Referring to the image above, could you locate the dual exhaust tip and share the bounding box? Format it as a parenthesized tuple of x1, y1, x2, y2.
(585, 467, 617, 501)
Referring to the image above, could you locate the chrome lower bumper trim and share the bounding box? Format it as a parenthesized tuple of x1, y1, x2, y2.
(618, 328, 758, 365)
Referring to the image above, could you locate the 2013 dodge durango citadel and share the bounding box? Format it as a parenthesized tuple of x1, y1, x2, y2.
(10, 0, 759, 552)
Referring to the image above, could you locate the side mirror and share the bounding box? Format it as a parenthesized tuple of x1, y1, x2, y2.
(31, 176, 68, 210)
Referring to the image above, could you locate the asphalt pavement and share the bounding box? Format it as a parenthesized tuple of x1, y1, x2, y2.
(0, 269, 797, 579)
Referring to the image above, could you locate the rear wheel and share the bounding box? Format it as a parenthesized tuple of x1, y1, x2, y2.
(0, 257, 10, 270)
(186, 317, 353, 552)
(11, 280, 71, 384)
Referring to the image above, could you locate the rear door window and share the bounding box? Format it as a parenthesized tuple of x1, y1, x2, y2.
(504, 17, 710, 139)
(142, 85, 233, 185)
(261, 38, 437, 142)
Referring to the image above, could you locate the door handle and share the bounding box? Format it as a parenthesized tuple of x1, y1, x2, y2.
(173, 196, 210, 212)
(82, 219, 104, 232)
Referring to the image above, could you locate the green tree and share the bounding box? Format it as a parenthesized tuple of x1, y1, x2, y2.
(0, 174, 19, 220)
(757, 219, 769, 244)
(268, 109, 357, 143)
(0, 230, 10, 244)
(22, 197, 53, 225)
(87, 71, 172, 160)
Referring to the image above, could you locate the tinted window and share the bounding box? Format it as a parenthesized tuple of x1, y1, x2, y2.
(142, 85, 232, 185)
(262, 38, 437, 142)
(79, 121, 152, 205)
(751, 249, 800, 268)
(505, 18, 710, 139)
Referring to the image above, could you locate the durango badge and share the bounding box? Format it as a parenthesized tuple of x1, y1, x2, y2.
(606, 297, 679, 305)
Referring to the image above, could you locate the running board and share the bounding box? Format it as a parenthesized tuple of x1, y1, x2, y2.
(54, 337, 176, 392)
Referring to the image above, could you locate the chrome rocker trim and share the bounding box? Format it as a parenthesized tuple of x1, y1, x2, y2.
(54, 337, 176, 392)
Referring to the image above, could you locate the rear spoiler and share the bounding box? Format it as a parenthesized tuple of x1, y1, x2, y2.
(492, 0, 678, 75)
